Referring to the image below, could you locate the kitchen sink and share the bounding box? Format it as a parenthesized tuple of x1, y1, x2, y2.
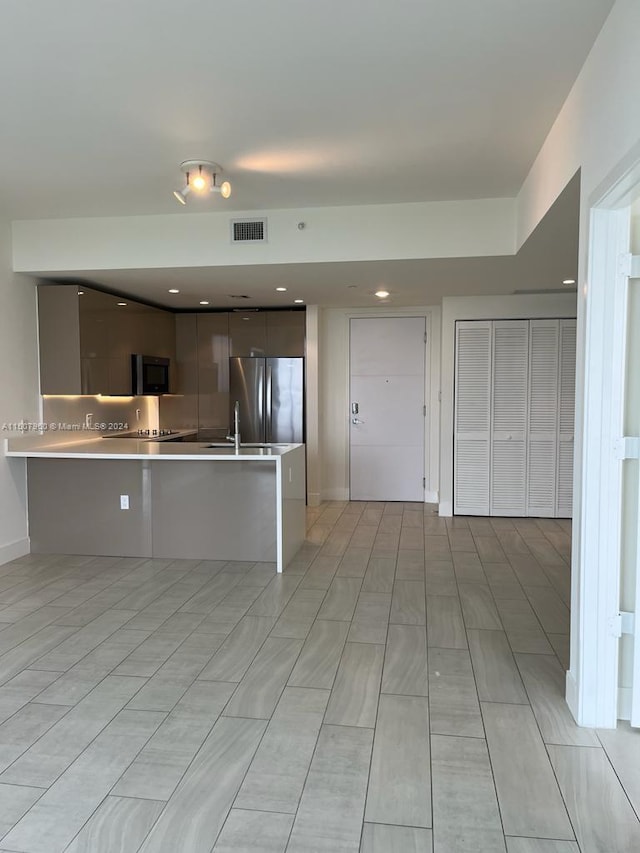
(205, 443, 283, 449)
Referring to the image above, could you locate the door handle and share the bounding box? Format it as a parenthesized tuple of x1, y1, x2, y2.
(352, 417, 365, 425)
(266, 365, 272, 441)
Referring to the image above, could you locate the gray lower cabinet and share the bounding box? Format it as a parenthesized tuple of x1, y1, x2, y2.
(26, 458, 278, 561)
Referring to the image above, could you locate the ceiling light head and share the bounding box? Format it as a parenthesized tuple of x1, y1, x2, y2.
(173, 160, 231, 204)
(294, 299, 304, 304)
(191, 166, 207, 192)
(168, 288, 180, 294)
(375, 289, 390, 299)
(199, 300, 209, 305)
(562, 279, 576, 285)
(117, 302, 127, 306)
(276, 287, 287, 292)
(173, 189, 188, 204)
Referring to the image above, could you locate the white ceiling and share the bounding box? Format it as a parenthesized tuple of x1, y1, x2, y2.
(1, 0, 612, 221)
(0, 0, 612, 219)
(46, 170, 580, 309)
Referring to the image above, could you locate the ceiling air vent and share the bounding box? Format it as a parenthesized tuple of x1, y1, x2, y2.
(231, 218, 267, 243)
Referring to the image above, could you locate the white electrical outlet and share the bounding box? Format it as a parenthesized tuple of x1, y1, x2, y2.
(120, 495, 129, 510)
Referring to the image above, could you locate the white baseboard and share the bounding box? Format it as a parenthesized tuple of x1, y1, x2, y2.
(438, 500, 453, 517)
(0, 536, 30, 566)
(565, 669, 579, 723)
(320, 488, 439, 504)
(565, 670, 580, 725)
(321, 487, 350, 502)
(307, 491, 321, 507)
(566, 668, 621, 728)
(618, 687, 632, 721)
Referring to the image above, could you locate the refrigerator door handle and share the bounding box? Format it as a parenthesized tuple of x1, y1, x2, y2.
(266, 364, 273, 442)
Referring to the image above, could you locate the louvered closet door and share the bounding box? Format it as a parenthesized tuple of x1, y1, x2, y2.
(490, 321, 529, 516)
(454, 321, 491, 515)
(527, 320, 560, 516)
(556, 319, 576, 517)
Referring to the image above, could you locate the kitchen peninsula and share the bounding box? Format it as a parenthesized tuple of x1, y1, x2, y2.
(5, 436, 306, 572)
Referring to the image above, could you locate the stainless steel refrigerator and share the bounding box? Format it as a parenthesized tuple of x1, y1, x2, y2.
(229, 357, 304, 443)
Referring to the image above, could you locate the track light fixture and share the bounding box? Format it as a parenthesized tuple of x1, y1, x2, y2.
(173, 160, 231, 205)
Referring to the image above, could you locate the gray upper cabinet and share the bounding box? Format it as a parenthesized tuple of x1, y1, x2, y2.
(228, 310, 305, 357)
(159, 314, 199, 432)
(179, 311, 305, 439)
(79, 289, 175, 395)
(38, 289, 304, 403)
(38, 284, 176, 396)
(38, 285, 83, 395)
(229, 311, 267, 357)
(265, 311, 306, 356)
(196, 313, 230, 434)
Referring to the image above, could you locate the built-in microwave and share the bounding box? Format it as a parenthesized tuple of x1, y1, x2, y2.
(131, 354, 170, 395)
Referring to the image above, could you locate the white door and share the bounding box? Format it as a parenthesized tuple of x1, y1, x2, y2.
(454, 318, 576, 519)
(349, 317, 426, 501)
(454, 321, 492, 515)
(527, 319, 560, 516)
(556, 319, 576, 517)
(490, 321, 529, 516)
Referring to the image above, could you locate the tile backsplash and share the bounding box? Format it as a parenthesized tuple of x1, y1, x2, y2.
(41, 395, 159, 438)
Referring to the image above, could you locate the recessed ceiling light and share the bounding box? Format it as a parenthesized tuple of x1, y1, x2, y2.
(117, 302, 127, 306)
(375, 290, 390, 298)
(199, 300, 209, 305)
(276, 287, 287, 292)
(562, 279, 576, 285)
(168, 288, 180, 294)
(77, 290, 84, 295)
(294, 299, 304, 304)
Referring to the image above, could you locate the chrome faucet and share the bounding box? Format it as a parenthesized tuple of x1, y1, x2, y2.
(227, 401, 241, 451)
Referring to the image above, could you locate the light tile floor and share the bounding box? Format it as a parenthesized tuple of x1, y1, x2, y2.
(0, 502, 639, 852)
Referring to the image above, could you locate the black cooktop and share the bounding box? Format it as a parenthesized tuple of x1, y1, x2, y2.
(103, 429, 179, 439)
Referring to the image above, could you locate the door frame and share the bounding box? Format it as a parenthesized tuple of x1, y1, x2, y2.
(568, 142, 640, 728)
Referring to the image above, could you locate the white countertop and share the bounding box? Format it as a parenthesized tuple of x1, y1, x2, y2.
(4, 435, 303, 461)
